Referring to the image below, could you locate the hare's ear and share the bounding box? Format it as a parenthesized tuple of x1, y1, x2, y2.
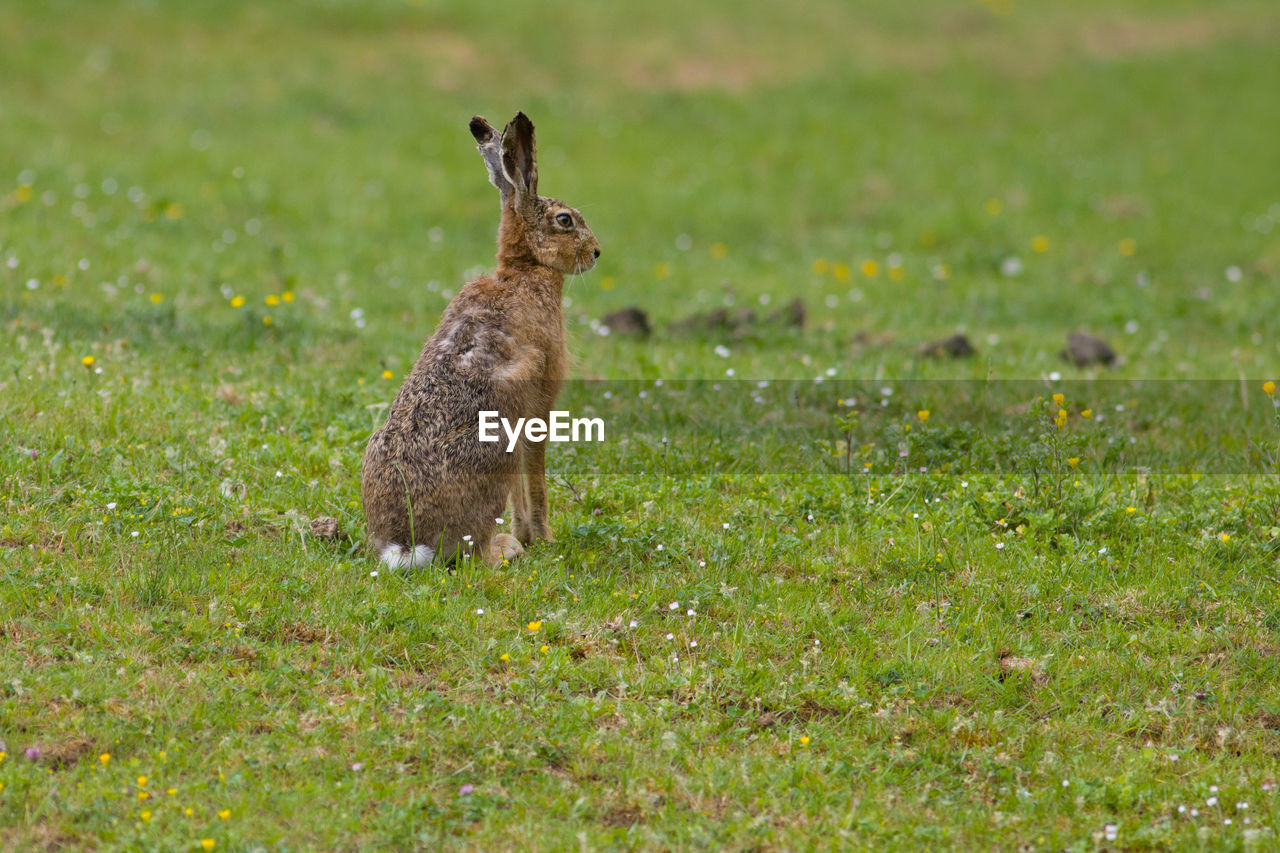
(499, 112, 538, 206)
(470, 115, 514, 206)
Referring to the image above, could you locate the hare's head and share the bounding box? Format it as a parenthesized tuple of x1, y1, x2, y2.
(470, 113, 601, 276)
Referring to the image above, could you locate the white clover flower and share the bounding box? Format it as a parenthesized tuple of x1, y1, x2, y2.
(669, 601, 679, 610)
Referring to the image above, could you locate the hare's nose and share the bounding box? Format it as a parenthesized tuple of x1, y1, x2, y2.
(593, 248, 601, 259)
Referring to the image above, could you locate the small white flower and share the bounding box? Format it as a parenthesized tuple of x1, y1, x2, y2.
(462, 534, 471, 541)
(1191, 809, 1199, 817)
(1207, 796, 1218, 806)
(656, 544, 664, 551)
(495, 517, 504, 524)
(369, 571, 378, 578)
(475, 608, 484, 615)
(686, 608, 695, 616)
(1236, 802, 1248, 810)
(1226, 265, 1242, 282)
(961, 481, 968, 488)
(666, 633, 674, 640)
(713, 344, 731, 358)
(130, 531, 139, 538)
(689, 640, 698, 647)
(1210, 785, 1219, 793)
(628, 620, 638, 628)
(1178, 805, 1186, 814)
(1062, 780, 1070, 787)
(1224, 818, 1232, 826)
(697, 560, 706, 567)
(669, 601, 679, 610)
(995, 542, 1005, 550)
(275, 470, 283, 478)
(722, 522, 730, 530)
(1104, 824, 1118, 841)
(106, 502, 117, 510)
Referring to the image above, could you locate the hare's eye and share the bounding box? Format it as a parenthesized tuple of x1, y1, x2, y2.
(554, 212, 573, 228)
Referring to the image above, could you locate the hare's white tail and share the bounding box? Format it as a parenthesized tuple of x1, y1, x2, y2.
(379, 543, 434, 570)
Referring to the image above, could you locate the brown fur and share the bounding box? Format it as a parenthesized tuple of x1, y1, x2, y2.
(361, 113, 600, 567)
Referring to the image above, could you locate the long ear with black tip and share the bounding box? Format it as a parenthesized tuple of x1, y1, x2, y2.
(499, 112, 538, 205)
(470, 115, 514, 206)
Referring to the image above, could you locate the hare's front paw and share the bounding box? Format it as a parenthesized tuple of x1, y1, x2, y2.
(516, 522, 554, 546)
(486, 533, 523, 566)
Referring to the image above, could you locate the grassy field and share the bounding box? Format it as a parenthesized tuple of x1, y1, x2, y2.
(3, 0, 1280, 849)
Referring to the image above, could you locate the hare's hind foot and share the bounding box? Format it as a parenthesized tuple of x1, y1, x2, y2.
(486, 533, 523, 567)
(379, 543, 435, 570)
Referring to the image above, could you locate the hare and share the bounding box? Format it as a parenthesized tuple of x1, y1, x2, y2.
(361, 113, 601, 569)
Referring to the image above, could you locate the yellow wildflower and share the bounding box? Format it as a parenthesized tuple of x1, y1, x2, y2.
(888, 266, 905, 281)
(140, 810, 151, 822)
(1031, 235, 1049, 253)
(1118, 237, 1136, 256)
(539, 645, 549, 653)
(654, 263, 671, 279)
(710, 242, 727, 259)
(265, 294, 280, 306)
(984, 198, 1002, 216)
(860, 260, 879, 277)
(1067, 457, 1080, 468)
(499, 653, 510, 662)
(201, 840, 216, 851)
(1264, 381, 1276, 397)
(230, 296, 245, 308)
(281, 290, 295, 302)
(382, 370, 393, 379)
(150, 293, 164, 304)
(832, 262, 850, 282)
(14, 185, 33, 203)
(99, 753, 111, 766)
(262, 316, 273, 326)
(82, 355, 96, 367)
(1126, 506, 1136, 514)
(138, 776, 148, 788)
(811, 258, 829, 275)
(917, 410, 930, 423)
(1081, 409, 1093, 419)
(1052, 393, 1065, 406)
(527, 620, 542, 632)
(218, 809, 230, 820)
(799, 736, 811, 746)
(164, 203, 183, 220)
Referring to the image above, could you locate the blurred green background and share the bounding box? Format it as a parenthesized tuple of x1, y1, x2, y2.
(3, 0, 1277, 379)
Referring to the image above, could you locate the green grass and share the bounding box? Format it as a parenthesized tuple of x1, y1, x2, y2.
(3, 0, 1280, 849)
